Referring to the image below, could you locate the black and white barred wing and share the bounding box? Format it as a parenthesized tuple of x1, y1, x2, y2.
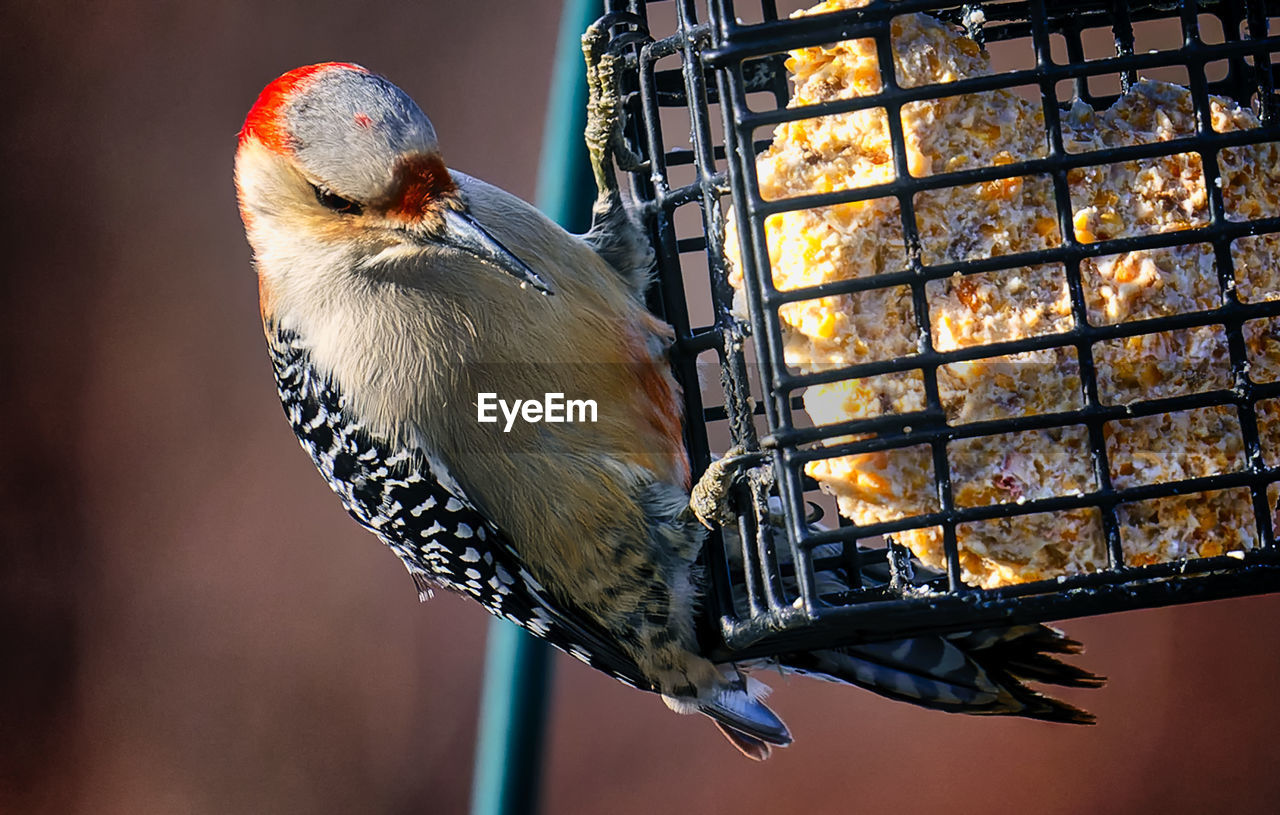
(365, 461, 653, 693)
(268, 328, 649, 691)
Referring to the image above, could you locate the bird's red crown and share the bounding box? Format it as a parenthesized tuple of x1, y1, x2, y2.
(240, 62, 367, 153)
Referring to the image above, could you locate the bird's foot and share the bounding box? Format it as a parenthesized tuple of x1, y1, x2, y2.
(687, 446, 767, 530)
(583, 13, 648, 199)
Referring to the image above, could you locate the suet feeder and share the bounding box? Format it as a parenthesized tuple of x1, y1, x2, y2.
(592, 0, 1280, 661)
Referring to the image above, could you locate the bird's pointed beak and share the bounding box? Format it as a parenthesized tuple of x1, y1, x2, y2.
(440, 209, 555, 296)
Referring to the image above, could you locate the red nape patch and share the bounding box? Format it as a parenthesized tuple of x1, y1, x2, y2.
(239, 62, 367, 153)
(385, 154, 458, 219)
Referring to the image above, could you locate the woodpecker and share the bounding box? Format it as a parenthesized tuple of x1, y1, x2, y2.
(235, 36, 1101, 758)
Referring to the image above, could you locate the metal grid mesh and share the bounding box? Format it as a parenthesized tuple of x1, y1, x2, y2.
(600, 0, 1280, 661)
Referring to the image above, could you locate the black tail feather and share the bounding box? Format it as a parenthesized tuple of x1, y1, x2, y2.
(776, 622, 1103, 724)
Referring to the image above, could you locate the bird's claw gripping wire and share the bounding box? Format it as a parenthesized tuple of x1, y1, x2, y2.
(686, 446, 768, 530)
(584, 12, 649, 199)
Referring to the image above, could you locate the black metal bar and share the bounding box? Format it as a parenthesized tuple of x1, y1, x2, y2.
(745, 127, 1280, 216)
(714, 559, 1280, 658)
(704, 0, 1280, 67)
(794, 465, 1271, 548)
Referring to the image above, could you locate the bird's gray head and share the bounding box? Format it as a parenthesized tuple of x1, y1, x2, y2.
(235, 62, 551, 296)
(263, 64, 441, 206)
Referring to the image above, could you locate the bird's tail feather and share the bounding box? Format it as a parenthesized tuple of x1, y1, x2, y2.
(777, 623, 1102, 724)
(685, 676, 792, 760)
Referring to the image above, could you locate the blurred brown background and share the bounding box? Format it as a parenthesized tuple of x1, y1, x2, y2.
(5, 1, 1280, 814)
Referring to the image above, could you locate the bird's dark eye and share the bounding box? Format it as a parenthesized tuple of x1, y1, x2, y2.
(312, 184, 363, 215)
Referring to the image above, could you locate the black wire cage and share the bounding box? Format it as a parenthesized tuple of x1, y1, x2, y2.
(597, 0, 1280, 662)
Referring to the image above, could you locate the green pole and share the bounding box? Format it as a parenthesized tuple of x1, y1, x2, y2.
(469, 2, 601, 815)
(534, 0, 603, 237)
